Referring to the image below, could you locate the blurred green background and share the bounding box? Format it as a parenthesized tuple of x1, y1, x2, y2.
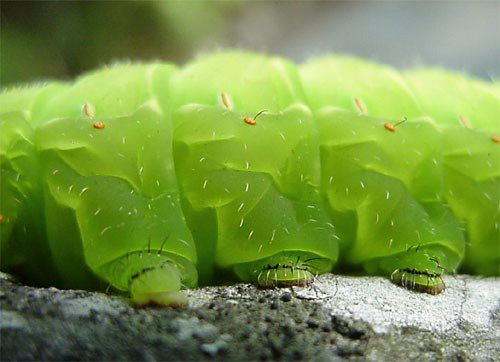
(1, 0, 498, 86)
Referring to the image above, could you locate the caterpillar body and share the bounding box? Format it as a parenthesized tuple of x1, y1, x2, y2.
(1, 52, 498, 306)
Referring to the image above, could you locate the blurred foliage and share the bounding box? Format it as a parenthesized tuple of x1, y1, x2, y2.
(0, 1, 243, 86)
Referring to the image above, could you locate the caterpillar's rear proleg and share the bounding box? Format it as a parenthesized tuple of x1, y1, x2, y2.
(316, 108, 465, 295)
(233, 251, 332, 288)
(390, 268, 445, 295)
(387, 245, 450, 295)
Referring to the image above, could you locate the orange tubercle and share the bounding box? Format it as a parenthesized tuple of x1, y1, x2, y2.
(93, 121, 105, 130)
(244, 117, 256, 126)
(384, 122, 396, 132)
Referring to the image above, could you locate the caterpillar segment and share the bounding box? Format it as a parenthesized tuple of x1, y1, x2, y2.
(170, 52, 339, 287)
(314, 108, 465, 294)
(37, 102, 197, 305)
(2, 65, 198, 306)
(172, 104, 338, 287)
(299, 55, 498, 291)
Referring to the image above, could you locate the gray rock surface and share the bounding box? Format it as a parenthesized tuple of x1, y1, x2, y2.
(1, 272, 499, 361)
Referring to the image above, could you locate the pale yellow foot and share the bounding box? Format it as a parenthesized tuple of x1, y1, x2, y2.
(132, 291, 188, 307)
(129, 264, 187, 307)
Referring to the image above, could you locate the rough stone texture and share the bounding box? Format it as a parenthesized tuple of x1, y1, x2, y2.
(1, 272, 499, 361)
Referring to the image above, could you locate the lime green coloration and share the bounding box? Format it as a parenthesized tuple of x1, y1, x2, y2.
(315, 108, 465, 279)
(1, 65, 198, 303)
(299, 57, 498, 278)
(440, 126, 499, 275)
(300, 56, 423, 120)
(0, 111, 58, 285)
(0, 111, 35, 257)
(36, 63, 178, 123)
(0, 83, 68, 123)
(171, 52, 335, 286)
(170, 52, 306, 113)
(37, 103, 197, 292)
(0, 52, 498, 304)
(300, 56, 499, 132)
(404, 69, 500, 132)
(173, 104, 337, 284)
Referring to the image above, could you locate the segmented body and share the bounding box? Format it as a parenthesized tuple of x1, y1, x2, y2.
(1, 52, 498, 305)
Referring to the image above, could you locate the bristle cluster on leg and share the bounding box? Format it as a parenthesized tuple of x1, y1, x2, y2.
(390, 268, 445, 295)
(254, 258, 318, 288)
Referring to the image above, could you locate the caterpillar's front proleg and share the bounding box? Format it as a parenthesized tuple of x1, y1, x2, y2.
(37, 102, 198, 305)
(233, 251, 333, 288)
(99, 249, 196, 307)
(389, 249, 447, 295)
(129, 262, 187, 307)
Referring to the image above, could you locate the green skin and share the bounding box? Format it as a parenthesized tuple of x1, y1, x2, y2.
(173, 104, 336, 285)
(315, 108, 465, 285)
(0, 52, 498, 305)
(301, 56, 499, 278)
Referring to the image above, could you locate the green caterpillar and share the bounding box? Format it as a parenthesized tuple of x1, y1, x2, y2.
(1, 52, 498, 306)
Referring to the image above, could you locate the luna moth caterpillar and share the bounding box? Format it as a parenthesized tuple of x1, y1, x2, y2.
(0, 52, 498, 306)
